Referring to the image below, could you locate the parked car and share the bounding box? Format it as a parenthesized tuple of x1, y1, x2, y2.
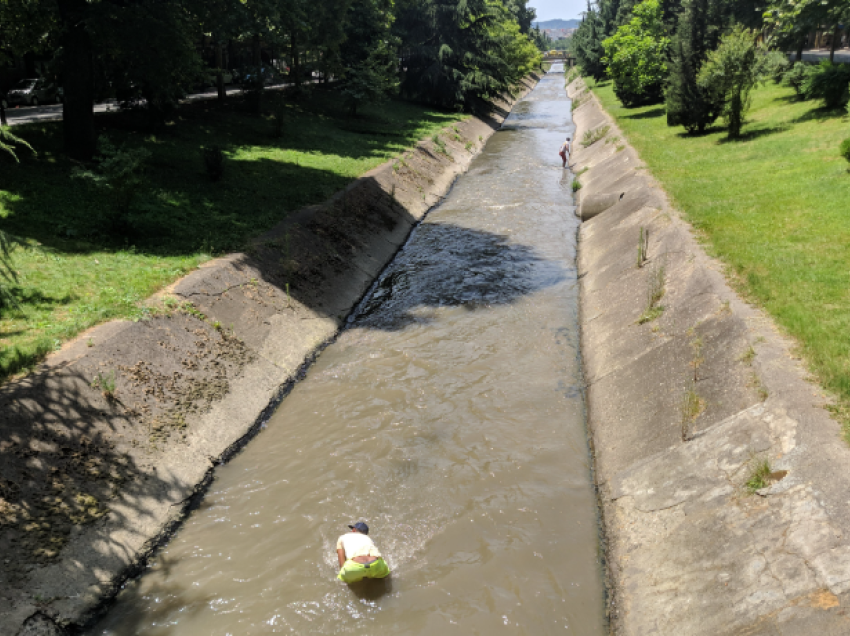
(205, 69, 234, 87)
(241, 67, 277, 87)
(6, 78, 60, 106)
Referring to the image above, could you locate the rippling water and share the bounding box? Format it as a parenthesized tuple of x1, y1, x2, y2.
(90, 67, 607, 636)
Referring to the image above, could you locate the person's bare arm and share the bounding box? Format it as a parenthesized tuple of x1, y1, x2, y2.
(337, 548, 347, 568)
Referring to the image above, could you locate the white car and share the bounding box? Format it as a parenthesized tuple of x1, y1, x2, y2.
(6, 78, 60, 107)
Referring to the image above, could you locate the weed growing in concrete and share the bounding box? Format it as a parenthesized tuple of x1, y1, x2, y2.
(576, 166, 589, 177)
(680, 382, 705, 441)
(637, 263, 665, 324)
(745, 457, 772, 493)
(581, 125, 611, 148)
(91, 370, 117, 400)
(465, 142, 474, 152)
(179, 301, 206, 321)
(740, 346, 756, 365)
(571, 91, 589, 112)
(616, 145, 626, 152)
(432, 134, 451, 158)
(688, 329, 704, 383)
(605, 135, 621, 146)
(637, 226, 648, 268)
(572, 178, 582, 192)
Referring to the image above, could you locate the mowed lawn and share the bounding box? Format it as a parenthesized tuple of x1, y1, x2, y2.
(588, 79, 850, 423)
(0, 89, 462, 380)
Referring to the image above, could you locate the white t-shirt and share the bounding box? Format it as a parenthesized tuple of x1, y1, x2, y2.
(336, 532, 381, 559)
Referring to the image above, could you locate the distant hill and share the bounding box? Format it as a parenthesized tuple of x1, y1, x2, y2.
(533, 19, 581, 30)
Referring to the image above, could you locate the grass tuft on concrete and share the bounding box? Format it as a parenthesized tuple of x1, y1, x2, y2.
(587, 78, 850, 440)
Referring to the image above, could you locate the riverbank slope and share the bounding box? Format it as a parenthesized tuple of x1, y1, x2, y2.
(0, 77, 537, 636)
(570, 75, 850, 635)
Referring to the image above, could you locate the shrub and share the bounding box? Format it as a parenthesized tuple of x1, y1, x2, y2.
(602, 0, 670, 107)
(784, 62, 813, 98)
(0, 125, 35, 163)
(841, 138, 850, 165)
(761, 51, 791, 84)
(202, 145, 225, 182)
(802, 60, 850, 109)
(72, 136, 151, 228)
(697, 27, 760, 139)
(581, 124, 611, 147)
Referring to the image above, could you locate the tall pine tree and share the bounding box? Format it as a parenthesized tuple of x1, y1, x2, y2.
(665, 0, 724, 133)
(574, 1, 607, 80)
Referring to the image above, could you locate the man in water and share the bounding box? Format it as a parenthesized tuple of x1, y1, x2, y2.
(336, 521, 391, 583)
(559, 136, 571, 168)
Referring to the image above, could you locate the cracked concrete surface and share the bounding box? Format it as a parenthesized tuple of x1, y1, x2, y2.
(569, 77, 850, 635)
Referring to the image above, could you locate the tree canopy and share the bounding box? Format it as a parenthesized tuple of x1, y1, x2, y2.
(0, 0, 541, 158)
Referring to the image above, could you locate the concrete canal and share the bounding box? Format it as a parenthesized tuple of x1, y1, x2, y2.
(90, 67, 607, 636)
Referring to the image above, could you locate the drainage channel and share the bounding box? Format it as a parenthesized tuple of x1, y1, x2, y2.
(90, 67, 606, 636)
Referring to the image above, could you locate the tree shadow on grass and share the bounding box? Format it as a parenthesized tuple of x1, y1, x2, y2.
(792, 105, 849, 124)
(621, 107, 665, 120)
(675, 124, 726, 138)
(715, 124, 790, 144)
(0, 87, 460, 260)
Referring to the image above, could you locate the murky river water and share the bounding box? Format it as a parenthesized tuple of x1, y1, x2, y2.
(90, 67, 607, 635)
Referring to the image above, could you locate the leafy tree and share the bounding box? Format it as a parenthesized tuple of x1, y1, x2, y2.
(100, 1, 206, 125)
(574, 2, 607, 80)
(340, 0, 399, 115)
(802, 60, 850, 109)
(697, 26, 760, 138)
(602, 0, 670, 107)
(665, 0, 725, 132)
(395, 0, 537, 111)
(765, 0, 850, 62)
(504, 0, 536, 34)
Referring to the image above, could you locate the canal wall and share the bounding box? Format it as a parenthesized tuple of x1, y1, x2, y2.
(0, 78, 538, 636)
(569, 76, 850, 635)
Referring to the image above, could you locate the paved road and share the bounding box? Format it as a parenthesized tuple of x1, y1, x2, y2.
(2, 83, 289, 127)
(789, 47, 850, 64)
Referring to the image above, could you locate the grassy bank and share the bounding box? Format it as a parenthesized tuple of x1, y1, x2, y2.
(586, 78, 850, 430)
(0, 88, 463, 380)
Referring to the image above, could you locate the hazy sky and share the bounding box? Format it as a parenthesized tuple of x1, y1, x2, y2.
(528, 0, 585, 22)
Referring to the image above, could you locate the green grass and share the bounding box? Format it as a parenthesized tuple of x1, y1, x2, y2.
(587, 78, 850, 436)
(0, 88, 464, 380)
(745, 457, 772, 493)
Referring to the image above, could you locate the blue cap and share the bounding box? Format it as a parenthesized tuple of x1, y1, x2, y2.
(348, 522, 369, 534)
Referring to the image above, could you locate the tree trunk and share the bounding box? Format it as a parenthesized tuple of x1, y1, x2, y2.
(291, 33, 301, 88)
(252, 33, 263, 113)
(830, 26, 840, 62)
(216, 42, 226, 101)
(796, 38, 805, 62)
(0, 103, 7, 127)
(57, 0, 95, 160)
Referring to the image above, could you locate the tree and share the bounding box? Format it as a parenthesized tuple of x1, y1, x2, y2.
(395, 0, 538, 111)
(697, 26, 760, 138)
(340, 0, 399, 115)
(574, 2, 607, 80)
(504, 0, 536, 34)
(765, 0, 850, 63)
(602, 0, 670, 107)
(665, 0, 725, 132)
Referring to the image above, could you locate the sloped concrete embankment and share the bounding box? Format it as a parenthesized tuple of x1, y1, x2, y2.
(569, 76, 850, 635)
(0, 78, 537, 636)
